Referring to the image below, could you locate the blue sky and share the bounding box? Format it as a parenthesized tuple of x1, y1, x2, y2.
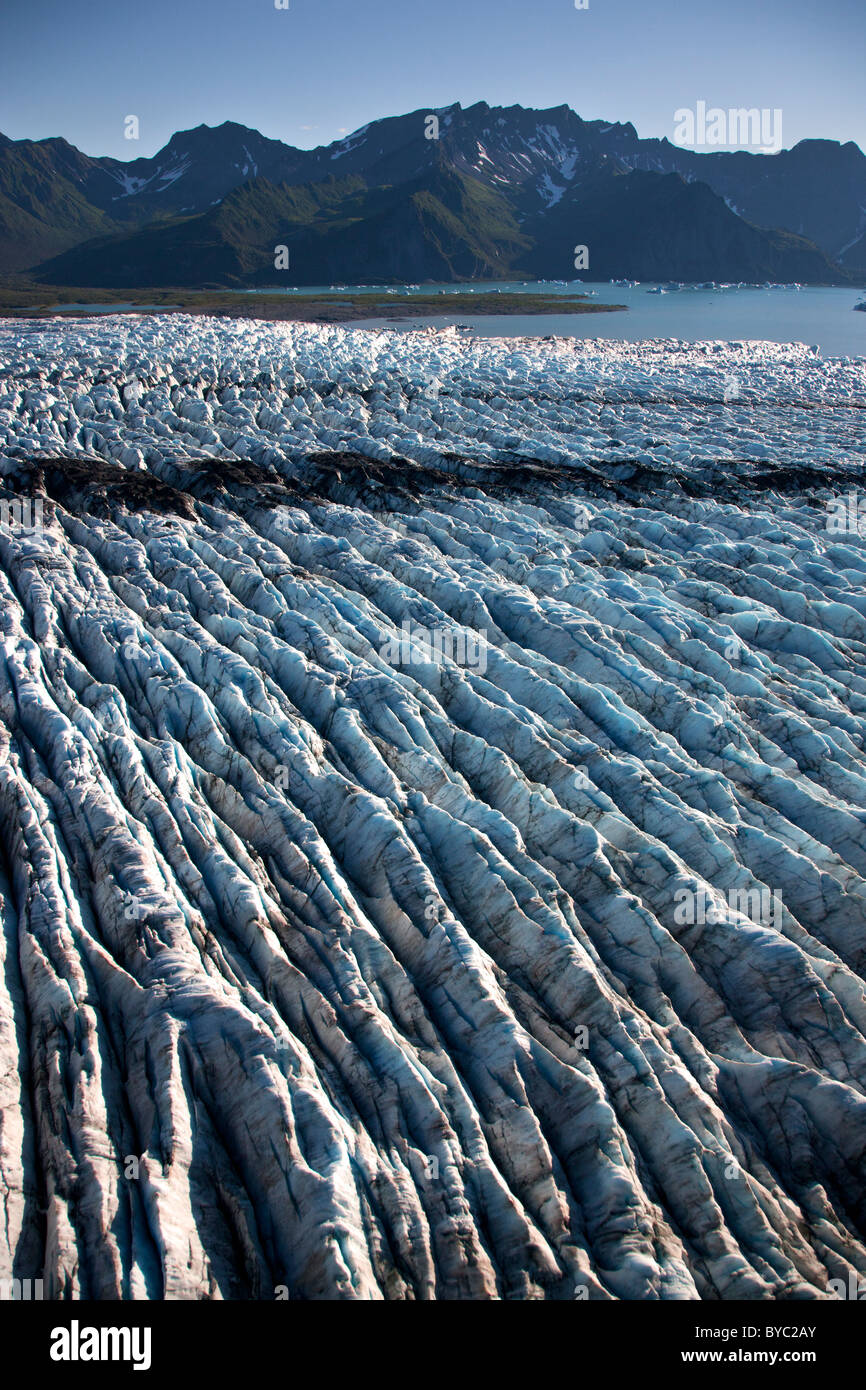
(1, 0, 863, 159)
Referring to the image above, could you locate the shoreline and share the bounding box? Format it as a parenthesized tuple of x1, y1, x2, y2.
(0, 289, 628, 323)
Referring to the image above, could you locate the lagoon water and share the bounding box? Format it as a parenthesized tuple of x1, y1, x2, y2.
(252, 282, 866, 357)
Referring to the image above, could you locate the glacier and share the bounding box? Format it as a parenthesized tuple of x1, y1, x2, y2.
(0, 313, 865, 1300)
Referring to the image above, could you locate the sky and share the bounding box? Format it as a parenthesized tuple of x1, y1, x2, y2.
(0, 0, 863, 160)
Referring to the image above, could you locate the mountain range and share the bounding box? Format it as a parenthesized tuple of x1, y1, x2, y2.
(2, 102, 864, 287)
(3, 313, 866, 1301)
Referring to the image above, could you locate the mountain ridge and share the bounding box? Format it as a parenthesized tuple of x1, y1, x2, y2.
(2, 102, 864, 285)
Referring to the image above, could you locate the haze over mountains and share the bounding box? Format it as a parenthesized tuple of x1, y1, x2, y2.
(1, 102, 864, 286)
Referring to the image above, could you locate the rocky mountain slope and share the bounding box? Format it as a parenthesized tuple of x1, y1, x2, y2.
(2, 103, 863, 284)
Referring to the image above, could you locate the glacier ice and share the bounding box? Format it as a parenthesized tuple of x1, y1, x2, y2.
(0, 314, 865, 1300)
